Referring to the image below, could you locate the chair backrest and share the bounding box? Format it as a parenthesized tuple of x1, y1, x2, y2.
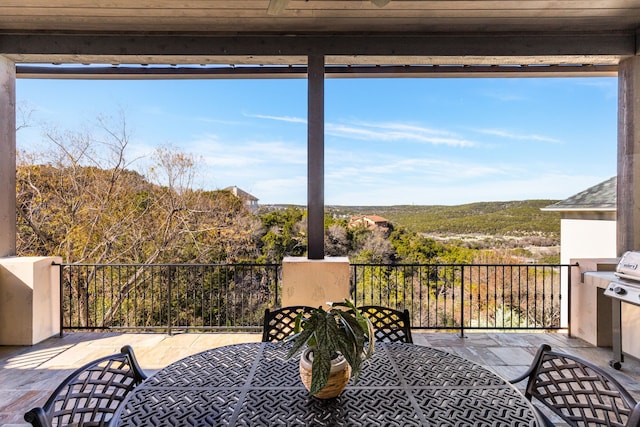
(511, 344, 640, 427)
(24, 345, 147, 427)
(357, 305, 413, 343)
(262, 306, 316, 342)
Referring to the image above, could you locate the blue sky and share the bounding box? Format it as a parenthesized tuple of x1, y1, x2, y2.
(16, 76, 617, 206)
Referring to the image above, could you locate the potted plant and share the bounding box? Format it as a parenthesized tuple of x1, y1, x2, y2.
(286, 299, 375, 399)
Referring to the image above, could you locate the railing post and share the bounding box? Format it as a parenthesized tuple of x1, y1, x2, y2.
(567, 264, 573, 337)
(350, 264, 356, 304)
(84, 266, 89, 329)
(459, 265, 465, 338)
(57, 262, 64, 337)
(275, 264, 280, 307)
(167, 265, 173, 336)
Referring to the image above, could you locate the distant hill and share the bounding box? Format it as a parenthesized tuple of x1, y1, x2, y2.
(325, 200, 561, 239)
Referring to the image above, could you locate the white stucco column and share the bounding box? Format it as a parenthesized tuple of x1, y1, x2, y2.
(617, 56, 640, 255)
(0, 256, 61, 345)
(281, 256, 350, 308)
(0, 55, 16, 257)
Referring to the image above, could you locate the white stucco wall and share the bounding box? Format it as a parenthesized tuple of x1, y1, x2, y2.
(560, 217, 616, 327)
(0, 256, 61, 345)
(281, 256, 350, 308)
(560, 218, 617, 263)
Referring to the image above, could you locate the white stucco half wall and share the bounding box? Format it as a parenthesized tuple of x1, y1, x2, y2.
(559, 218, 616, 328)
(0, 256, 61, 345)
(281, 256, 350, 308)
(560, 218, 617, 263)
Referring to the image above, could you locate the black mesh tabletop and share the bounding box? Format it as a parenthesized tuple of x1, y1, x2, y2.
(114, 342, 543, 426)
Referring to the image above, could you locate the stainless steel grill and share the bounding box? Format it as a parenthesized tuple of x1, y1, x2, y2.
(604, 251, 640, 369)
(605, 251, 640, 305)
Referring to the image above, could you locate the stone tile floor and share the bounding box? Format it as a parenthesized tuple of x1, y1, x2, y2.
(1, 330, 639, 426)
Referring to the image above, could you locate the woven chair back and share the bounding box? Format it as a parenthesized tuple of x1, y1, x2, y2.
(526, 347, 639, 427)
(357, 305, 413, 343)
(262, 305, 316, 342)
(24, 345, 147, 427)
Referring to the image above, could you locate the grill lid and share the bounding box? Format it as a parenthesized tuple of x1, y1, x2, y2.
(615, 251, 640, 282)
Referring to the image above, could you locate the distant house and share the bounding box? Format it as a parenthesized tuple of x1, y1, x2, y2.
(349, 215, 389, 231)
(225, 186, 259, 212)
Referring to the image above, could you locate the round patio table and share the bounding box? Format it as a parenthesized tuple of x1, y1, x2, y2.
(113, 342, 543, 426)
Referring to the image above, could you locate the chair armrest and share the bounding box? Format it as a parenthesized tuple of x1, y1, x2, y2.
(121, 344, 148, 382)
(534, 407, 557, 427)
(627, 401, 640, 427)
(24, 406, 51, 427)
(509, 344, 551, 385)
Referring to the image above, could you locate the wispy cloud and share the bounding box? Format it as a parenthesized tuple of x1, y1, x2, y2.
(173, 133, 308, 173)
(573, 78, 617, 99)
(194, 116, 247, 126)
(475, 128, 562, 143)
(574, 79, 616, 89)
(246, 113, 307, 124)
(326, 155, 511, 184)
(325, 169, 606, 206)
(247, 113, 477, 147)
(362, 122, 453, 136)
(202, 152, 262, 168)
(244, 141, 307, 164)
(327, 121, 477, 147)
(480, 91, 526, 102)
(138, 107, 246, 127)
(190, 136, 308, 201)
(252, 177, 307, 203)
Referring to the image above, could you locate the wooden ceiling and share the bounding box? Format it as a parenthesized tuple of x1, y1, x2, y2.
(1, 0, 638, 33)
(0, 0, 639, 74)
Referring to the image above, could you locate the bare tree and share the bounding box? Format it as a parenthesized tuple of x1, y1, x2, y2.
(16, 112, 262, 327)
(325, 224, 349, 256)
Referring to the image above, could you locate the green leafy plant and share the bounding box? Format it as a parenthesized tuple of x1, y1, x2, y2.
(286, 299, 375, 395)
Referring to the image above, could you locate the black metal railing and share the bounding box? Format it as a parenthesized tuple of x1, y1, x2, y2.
(57, 263, 280, 333)
(351, 263, 573, 335)
(57, 262, 573, 334)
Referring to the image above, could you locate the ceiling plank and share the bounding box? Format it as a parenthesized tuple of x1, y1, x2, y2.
(0, 17, 637, 33)
(267, 0, 289, 15)
(2, 0, 640, 9)
(371, 0, 391, 7)
(2, 7, 639, 18)
(0, 0, 638, 33)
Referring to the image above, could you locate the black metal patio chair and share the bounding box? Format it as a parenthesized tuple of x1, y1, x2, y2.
(24, 345, 147, 427)
(510, 344, 640, 427)
(357, 305, 413, 343)
(262, 305, 315, 342)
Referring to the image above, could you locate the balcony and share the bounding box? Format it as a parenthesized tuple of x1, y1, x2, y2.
(2, 330, 640, 426)
(1, 260, 638, 425)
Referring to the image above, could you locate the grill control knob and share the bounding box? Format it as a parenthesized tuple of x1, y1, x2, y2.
(614, 286, 627, 296)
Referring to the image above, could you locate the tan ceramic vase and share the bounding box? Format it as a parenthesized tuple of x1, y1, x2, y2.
(299, 347, 352, 399)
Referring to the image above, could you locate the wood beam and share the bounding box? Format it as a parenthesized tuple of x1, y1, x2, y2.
(15, 64, 618, 79)
(0, 56, 16, 257)
(617, 56, 640, 255)
(307, 54, 324, 260)
(0, 32, 634, 62)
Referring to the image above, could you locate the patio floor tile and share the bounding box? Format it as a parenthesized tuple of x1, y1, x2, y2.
(2, 331, 639, 426)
